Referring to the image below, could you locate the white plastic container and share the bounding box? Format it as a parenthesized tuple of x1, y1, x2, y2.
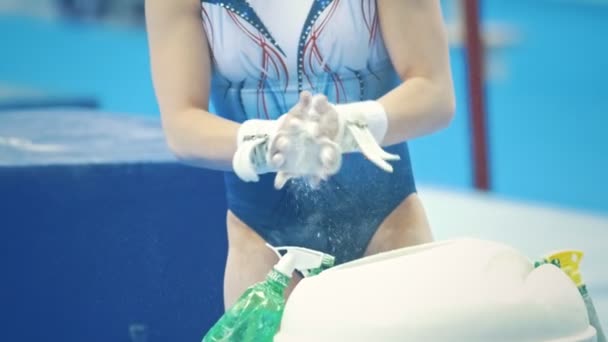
(274, 238, 597, 342)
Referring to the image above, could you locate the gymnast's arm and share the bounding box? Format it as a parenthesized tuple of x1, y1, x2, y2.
(376, 0, 456, 146)
(145, 0, 238, 171)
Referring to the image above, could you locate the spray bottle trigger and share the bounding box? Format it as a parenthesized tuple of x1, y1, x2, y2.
(266, 244, 335, 277)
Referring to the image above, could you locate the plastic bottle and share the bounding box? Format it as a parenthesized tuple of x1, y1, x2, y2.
(202, 245, 335, 342)
(536, 250, 606, 342)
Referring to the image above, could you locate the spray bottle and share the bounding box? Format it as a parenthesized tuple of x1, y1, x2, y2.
(535, 250, 605, 342)
(202, 245, 335, 342)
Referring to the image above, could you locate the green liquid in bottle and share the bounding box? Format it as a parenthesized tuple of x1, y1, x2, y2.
(203, 270, 290, 342)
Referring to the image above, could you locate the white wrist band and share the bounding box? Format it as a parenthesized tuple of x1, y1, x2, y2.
(236, 119, 280, 147)
(333, 100, 389, 145)
(232, 119, 281, 182)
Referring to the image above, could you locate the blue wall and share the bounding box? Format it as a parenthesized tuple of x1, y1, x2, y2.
(482, 0, 608, 214)
(0, 15, 157, 115)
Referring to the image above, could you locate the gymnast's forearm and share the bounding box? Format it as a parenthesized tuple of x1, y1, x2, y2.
(162, 107, 240, 171)
(374, 0, 455, 147)
(378, 76, 456, 146)
(146, 0, 240, 171)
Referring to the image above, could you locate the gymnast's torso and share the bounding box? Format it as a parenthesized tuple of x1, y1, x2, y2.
(201, 0, 417, 264)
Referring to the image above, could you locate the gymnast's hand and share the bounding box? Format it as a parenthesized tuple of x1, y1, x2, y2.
(268, 91, 341, 189)
(232, 91, 341, 189)
(307, 95, 401, 173)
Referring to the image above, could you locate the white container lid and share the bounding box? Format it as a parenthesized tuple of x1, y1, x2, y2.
(275, 238, 596, 342)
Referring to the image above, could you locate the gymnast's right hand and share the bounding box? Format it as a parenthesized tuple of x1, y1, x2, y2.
(232, 91, 340, 189)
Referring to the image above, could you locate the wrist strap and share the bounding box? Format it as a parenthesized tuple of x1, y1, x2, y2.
(232, 118, 281, 182)
(333, 100, 388, 145)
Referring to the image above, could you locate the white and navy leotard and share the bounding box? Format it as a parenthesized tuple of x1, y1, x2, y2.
(201, 0, 417, 264)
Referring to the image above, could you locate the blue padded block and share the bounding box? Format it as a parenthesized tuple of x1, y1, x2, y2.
(0, 110, 227, 342)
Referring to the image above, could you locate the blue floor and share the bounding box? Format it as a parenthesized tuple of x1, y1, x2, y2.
(0, 2, 606, 215)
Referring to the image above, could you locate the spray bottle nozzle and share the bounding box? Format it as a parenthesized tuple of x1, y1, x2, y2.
(266, 244, 335, 278)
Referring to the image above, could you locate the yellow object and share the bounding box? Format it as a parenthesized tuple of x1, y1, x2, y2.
(545, 250, 585, 287)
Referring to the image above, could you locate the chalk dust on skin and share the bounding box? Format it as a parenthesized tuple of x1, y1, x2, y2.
(283, 176, 380, 264)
